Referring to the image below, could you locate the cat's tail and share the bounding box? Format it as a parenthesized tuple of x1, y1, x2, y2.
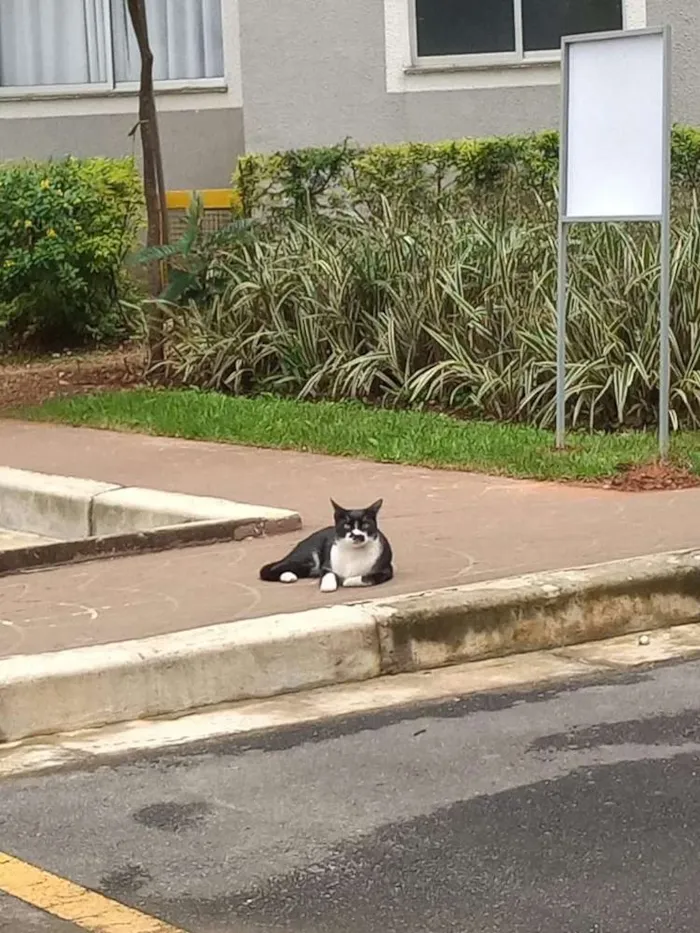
(259, 560, 285, 582)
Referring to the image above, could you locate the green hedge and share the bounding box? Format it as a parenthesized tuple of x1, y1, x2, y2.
(235, 126, 700, 220)
(0, 156, 143, 349)
(157, 205, 700, 430)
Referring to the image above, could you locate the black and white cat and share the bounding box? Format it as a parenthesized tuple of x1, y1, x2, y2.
(259, 499, 393, 592)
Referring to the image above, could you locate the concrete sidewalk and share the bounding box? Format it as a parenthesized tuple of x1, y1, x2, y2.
(1, 419, 700, 660)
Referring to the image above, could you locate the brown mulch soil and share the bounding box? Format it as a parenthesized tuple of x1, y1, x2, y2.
(0, 345, 146, 411)
(603, 460, 700, 492)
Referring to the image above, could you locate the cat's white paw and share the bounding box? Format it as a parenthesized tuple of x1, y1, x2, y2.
(280, 572, 298, 583)
(320, 572, 338, 593)
(342, 575, 366, 588)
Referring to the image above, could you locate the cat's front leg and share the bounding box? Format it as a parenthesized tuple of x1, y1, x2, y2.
(341, 576, 371, 588)
(320, 571, 338, 593)
(343, 566, 394, 588)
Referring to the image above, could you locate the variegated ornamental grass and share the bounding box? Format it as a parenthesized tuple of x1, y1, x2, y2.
(158, 197, 700, 431)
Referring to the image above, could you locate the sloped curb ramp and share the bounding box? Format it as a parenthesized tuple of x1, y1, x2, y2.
(0, 466, 301, 576)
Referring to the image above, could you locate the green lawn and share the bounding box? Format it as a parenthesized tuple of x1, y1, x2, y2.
(13, 388, 700, 483)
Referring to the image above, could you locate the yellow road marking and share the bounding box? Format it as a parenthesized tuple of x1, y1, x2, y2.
(0, 851, 189, 933)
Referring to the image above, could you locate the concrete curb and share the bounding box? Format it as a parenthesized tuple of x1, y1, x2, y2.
(0, 516, 298, 577)
(0, 466, 301, 576)
(2, 548, 700, 743)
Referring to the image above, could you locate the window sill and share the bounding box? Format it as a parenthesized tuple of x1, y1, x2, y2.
(405, 58, 559, 77)
(0, 80, 228, 103)
(391, 56, 562, 92)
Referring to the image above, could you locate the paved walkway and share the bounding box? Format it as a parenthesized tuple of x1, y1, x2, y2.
(1, 420, 700, 660)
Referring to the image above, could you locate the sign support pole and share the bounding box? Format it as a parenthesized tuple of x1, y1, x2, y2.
(658, 25, 673, 458)
(555, 35, 571, 452)
(555, 26, 672, 457)
(555, 219, 568, 450)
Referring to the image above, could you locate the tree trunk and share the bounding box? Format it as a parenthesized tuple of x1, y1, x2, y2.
(126, 0, 169, 368)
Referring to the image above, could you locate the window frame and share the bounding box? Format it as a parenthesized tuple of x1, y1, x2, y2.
(0, 0, 226, 99)
(409, 0, 628, 69)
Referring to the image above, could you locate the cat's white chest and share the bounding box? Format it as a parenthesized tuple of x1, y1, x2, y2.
(330, 538, 382, 580)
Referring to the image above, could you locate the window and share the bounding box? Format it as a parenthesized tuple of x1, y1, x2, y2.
(0, 0, 224, 92)
(414, 0, 624, 63)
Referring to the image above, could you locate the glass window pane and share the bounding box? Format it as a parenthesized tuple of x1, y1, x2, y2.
(0, 0, 108, 87)
(523, 0, 623, 52)
(416, 0, 516, 57)
(111, 0, 224, 82)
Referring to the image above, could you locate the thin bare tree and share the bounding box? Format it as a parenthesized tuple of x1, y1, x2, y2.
(126, 0, 169, 367)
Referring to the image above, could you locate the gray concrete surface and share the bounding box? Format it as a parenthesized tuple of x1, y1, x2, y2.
(0, 529, 55, 552)
(0, 467, 118, 540)
(0, 894, 79, 932)
(0, 463, 300, 579)
(0, 465, 299, 542)
(1, 657, 699, 932)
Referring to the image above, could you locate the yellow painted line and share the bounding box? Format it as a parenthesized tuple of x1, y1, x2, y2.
(166, 188, 238, 210)
(0, 851, 189, 933)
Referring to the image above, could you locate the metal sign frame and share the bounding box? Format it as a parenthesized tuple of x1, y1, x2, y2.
(555, 25, 672, 454)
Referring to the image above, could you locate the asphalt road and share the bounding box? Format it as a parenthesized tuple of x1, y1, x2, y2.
(0, 894, 79, 933)
(1, 658, 700, 933)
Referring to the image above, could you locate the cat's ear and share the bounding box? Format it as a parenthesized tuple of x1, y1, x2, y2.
(330, 498, 347, 519)
(366, 498, 383, 515)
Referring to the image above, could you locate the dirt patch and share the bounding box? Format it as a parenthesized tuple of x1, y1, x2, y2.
(603, 460, 700, 492)
(0, 345, 145, 411)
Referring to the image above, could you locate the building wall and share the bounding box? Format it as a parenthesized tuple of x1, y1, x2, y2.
(0, 107, 243, 189)
(238, 0, 561, 153)
(0, 0, 244, 189)
(240, 0, 698, 156)
(648, 0, 700, 125)
(0, 0, 697, 187)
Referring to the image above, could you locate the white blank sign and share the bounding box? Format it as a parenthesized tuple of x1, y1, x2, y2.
(565, 32, 666, 220)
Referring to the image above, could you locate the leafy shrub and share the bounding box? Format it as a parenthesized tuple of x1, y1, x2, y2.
(235, 127, 700, 222)
(132, 192, 255, 306)
(0, 156, 143, 349)
(151, 127, 700, 431)
(157, 201, 700, 432)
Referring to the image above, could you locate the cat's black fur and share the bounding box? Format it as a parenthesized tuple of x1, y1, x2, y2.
(259, 499, 393, 592)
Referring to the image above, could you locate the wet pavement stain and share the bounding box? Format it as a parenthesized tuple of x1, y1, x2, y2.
(100, 862, 153, 896)
(132, 801, 213, 832)
(528, 710, 700, 753)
